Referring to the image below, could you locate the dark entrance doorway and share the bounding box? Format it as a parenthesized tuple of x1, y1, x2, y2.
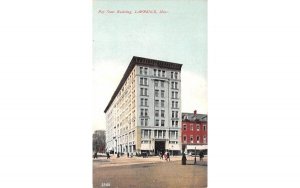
(155, 141, 165, 155)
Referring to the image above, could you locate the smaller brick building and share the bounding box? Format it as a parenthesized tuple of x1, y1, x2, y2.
(181, 110, 207, 154)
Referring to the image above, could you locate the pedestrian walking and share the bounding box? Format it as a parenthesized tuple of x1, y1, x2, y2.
(167, 152, 170, 161)
(182, 153, 187, 165)
(199, 151, 204, 162)
(106, 152, 110, 159)
(127, 152, 129, 158)
(93, 151, 98, 159)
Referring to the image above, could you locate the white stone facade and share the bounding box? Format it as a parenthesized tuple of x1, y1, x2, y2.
(105, 57, 182, 155)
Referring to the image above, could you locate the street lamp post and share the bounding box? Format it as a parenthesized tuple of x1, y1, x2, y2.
(194, 147, 196, 165)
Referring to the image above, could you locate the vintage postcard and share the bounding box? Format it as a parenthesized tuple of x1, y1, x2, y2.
(93, 0, 207, 187)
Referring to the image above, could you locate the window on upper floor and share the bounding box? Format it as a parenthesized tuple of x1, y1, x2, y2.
(155, 110, 159, 117)
(155, 120, 159, 126)
(161, 110, 165, 118)
(155, 90, 159, 97)
(161, 120, 165, 126)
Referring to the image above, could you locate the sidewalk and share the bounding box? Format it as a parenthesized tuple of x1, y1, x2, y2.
(93, 155, 207, 167)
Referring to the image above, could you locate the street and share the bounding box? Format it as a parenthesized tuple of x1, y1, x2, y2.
(93, 155, 207, 188)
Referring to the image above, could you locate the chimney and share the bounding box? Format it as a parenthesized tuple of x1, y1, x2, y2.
(194, 110, 197, 116)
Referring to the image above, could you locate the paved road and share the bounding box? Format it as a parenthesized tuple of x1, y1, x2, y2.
(93, 156, 207, 188)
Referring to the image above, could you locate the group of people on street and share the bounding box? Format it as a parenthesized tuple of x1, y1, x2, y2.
(181, 150, 205, 165)
(159, 151, 170, 161)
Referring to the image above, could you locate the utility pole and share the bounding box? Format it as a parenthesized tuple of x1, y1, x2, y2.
(194, 147, 196, 165)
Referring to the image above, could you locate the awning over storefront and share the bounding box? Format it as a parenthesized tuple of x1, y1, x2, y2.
(186, 145, 208, 150)
(168, 144, 180, 150)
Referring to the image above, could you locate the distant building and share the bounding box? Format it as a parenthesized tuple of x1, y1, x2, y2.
(181, 110, 207, 154)
(93, 130, 106, 153)
(104, 56, 182, 155)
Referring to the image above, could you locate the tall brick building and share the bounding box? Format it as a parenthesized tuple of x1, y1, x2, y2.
(181, 110, 207, 154)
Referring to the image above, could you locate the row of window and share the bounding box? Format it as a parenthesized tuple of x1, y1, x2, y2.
(171, 82, 179, 89)
(155, 90, 165, 98)
(171, 101, 179, 108)
(154, 80, 164, 87)
(140, 118, 149, 126)
(171, 91, 179, 99)
(155, 100, 165, 108)
(141, 99, 178, 109)
(183, 135, 207, 143)
(140, 109, 149, 117)
(155, 110, 165, 118)
(140, 119, 180, 127)
(140, 119, 165, 127)
(171, 120, 179, 127)
(139, 67, 148, 75)
(140, 78, 148, 86)
(171, 72, 179, 79)
(183, 124, 207, 131)
(141, 79, 178, 89)
(154, 69, 166, 77)
(140, 98, 148, 106)
(140, 88, 148, 96)
(139, 67, 179, 80)
(172, 111, 179, 118)
(155, 119, 165, 126)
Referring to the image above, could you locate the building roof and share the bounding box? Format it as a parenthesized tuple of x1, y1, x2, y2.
(182, 112, 207, 122)
(104, 56, 183, 113)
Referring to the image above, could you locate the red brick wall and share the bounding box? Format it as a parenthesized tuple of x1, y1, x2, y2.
(181, 120, 207, 145)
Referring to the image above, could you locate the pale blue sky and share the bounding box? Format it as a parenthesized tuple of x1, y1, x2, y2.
(93, 0, 207, 130)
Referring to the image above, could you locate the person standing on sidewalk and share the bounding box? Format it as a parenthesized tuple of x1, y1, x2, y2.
(167, 152, 170, 161)
(199, 150, 204, 162)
